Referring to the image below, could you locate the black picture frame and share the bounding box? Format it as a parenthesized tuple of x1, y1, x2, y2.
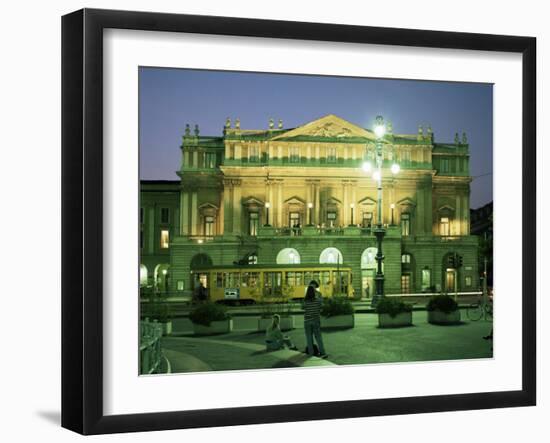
(62, 8, 536, 435)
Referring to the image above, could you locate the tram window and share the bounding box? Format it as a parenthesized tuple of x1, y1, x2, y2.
(304, 272, 313, 284)
(285, 271, 303, 287)
(216, 273, 223, 288)
(242, 272, 259, 287)
(320, 271, 331, 285)
(312, 271, 320, 285)
(223, 272, 241, 288)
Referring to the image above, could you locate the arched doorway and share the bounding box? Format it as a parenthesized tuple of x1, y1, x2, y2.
(190, 253, 213, 292)
(442, 252, 458, 293)
(139, 264, 148, 287)
(276, 248, 301, 264)
(361, 247, 378, 299)
(153, 263, 170, 294)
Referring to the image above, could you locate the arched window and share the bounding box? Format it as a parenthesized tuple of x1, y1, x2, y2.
(319, 247, 343, 264)
(361, 247, 377, 268)
(139, 264, 148, 287)
(276, 248, 300, 264)
(401, 253, 411, 264)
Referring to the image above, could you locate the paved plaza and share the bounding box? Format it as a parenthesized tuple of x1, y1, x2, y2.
(161, 309, 493, 373)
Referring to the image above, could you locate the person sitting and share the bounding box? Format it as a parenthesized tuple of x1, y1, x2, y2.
(265, 314, 297, 351)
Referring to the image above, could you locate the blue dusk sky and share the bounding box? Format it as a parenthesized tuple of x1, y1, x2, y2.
(139, 67, 493, 208)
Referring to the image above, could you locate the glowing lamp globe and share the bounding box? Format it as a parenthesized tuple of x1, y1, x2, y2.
(391, 163, 400, 174)
(372, 170, 381, 182)
(374, 124, 386, 138)
(362, 161, 372, 173)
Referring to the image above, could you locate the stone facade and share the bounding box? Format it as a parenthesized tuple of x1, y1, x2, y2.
(140, 114, 479, 297)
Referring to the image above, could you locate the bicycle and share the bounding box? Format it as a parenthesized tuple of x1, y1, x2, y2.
(466, 296, 493, 321)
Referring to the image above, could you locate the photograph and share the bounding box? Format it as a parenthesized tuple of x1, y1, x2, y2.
(138, 67, 494, 375)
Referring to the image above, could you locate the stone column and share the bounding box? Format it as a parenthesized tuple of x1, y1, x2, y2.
(232, 179, 242, 235)
(223, 179, 233, 235)
(455, 194, 462, 236)
(148, 207, 155, 252)
(342, 181, 349, 225)
(463, 193, 470, 234)
(277, 180, 284, 227)
(314, 181, 320, 225)
(180, 192, 189, 235)
(190, 190, 198, 235)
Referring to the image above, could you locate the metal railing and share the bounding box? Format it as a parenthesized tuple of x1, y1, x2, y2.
(139, 320, 163, 374)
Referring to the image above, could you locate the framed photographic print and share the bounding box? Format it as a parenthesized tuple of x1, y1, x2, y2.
(61, 8, 536, 435)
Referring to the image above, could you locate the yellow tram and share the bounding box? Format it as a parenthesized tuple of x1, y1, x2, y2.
(191, 264, 354, 305)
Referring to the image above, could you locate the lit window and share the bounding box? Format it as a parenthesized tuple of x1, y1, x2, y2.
(362, 212, 373, 228)
(465, 276, 472, 287)
(176, 280, 184, 291)
(401, 254, 411, 264)
(327, 211, 337, 228)
(401, 213, 410, 236)
(327, 147, 337, 163)
(160, 230, 170, 249)
(204, 216, 214, 236)
(160, 208, 169, 224)
(440, 217, 450, 236)
(441, 158, 449, 173)
(248, 254, 258, 265)
(289, 147, 300, 163)
(289, 212, 301, 228)
(249, 146, 259, 162)
(249, 212, 259, 236)
(402, 150, 411, 164)
(401, 274, 411, 294)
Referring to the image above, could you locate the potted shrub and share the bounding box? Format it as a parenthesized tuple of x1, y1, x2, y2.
(143, 300, 173, 336)
(426, 294, 461, 325)
(320, 296, 355, 329)
(376, 297, 413, 328)
(189, 302, 232, 335)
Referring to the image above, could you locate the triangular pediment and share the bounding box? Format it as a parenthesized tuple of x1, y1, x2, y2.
(284, 196, 306, 205)
(272, 114, 377, 141)
(358, 196, 376, 206)
(397, 197, 416, 207)
(242, 196, 264, 207)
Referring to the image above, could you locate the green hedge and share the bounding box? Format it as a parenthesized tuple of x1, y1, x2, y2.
(375, 297, 413, 318)
(321, 296, 354, 317)
(189, 302, 230, 326)
(426, 294, 458, 314)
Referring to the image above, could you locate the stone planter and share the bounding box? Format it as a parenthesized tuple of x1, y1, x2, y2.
(321, 314, 355, 329)
(192, 319, 233, 336)
(428, 309, 461, 325)
(258, 316, 295, 332)
(378, 311, 413, 328)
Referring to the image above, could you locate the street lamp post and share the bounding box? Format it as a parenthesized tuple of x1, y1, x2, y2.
(363, 115, 400, 307)
(350, 203, 355, 226)
(307, 202, 314, 226)
(390, 203, 395, 225)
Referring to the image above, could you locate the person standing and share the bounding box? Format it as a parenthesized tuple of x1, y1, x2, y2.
(303, 281, 328, 358)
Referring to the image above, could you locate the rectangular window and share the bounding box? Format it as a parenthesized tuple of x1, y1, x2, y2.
(249, 212, 259, 236)
(140, 230, 144, 249)
(327, 211, 337, 227)
(441, 158, 449, 173)
(249, 146, 259, 162)
(160, 207, 170, 224)
(421, 268, 431, 292)
(242, 272, 259, 288)
(362, 212, 373, 228)
(160, 229, 169, 249)
(327, 147, 337, 163)
(205, 152, 217, 168)
(289, 147, 300, 163)
(204, 216, 214, 236)
(401, 213, 410, 236)
(402, 150, 411, 164)
(440, 217, 450, 236)
(176, 280, 184, 291)
(465, 276, 472, 287)
(216, 272, 223, 288)
(289, 212, 301, 228)
(401, 274, 411, 294)
(401, 254, 411, 264)
(264, 272, 282, 297)
(224, 272, 240, 288)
